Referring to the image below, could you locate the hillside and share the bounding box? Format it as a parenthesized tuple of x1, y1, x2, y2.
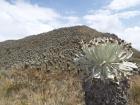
(0, 25, 140, 70)
(0, 26, 140, 105)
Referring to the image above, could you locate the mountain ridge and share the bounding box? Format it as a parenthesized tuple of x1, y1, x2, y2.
(0, 25, 140, 70)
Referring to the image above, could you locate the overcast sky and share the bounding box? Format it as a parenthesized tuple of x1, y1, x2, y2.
(0, 0, 140, 50)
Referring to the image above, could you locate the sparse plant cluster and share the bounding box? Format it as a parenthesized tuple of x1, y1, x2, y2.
(75, 37, 138, 82)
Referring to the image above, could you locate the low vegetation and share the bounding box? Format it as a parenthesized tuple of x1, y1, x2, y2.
(0, 69, 140, 105)
(0, 69, 85, 105)
(129, 75, 140, 105)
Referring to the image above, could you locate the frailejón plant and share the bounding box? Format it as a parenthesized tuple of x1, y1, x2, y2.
(75, 37, 138, 82)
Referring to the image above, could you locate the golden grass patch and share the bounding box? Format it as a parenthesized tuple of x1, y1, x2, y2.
(0, 69, 85, 105)
(129, 75, 140, 105)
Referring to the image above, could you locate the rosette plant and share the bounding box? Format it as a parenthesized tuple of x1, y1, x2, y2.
(75, 37, 138, 82)
(75, 37, 138, 105)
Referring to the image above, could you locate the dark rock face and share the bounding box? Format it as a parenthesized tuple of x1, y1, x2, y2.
(83, 79, 129, 105)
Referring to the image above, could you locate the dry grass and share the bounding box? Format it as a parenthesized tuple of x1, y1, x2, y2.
(0, 69, 85, 105)
(129, 75, 140, 105)
(1, 68, 140, 105)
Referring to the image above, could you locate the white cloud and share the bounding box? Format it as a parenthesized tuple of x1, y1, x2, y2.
(84, 10, 140, 33)
(63, 16, 81, 26)
(0, 0, 59, 41)
(108, 0, 140, 10)
(123, 27, 140, 50)
(0, 0, 140, 51)
(84, 7, 140, 50)
(82, 0, 140, 50)
(115, 11, 140, 19)
(0, 0, 80, 41)
(84, 14, 123, 33)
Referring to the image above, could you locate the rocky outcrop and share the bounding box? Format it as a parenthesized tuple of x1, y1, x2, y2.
(0, 26, 139, 70)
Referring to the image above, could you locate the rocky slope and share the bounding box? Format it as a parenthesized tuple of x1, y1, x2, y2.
(0, 25, 140, 70)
